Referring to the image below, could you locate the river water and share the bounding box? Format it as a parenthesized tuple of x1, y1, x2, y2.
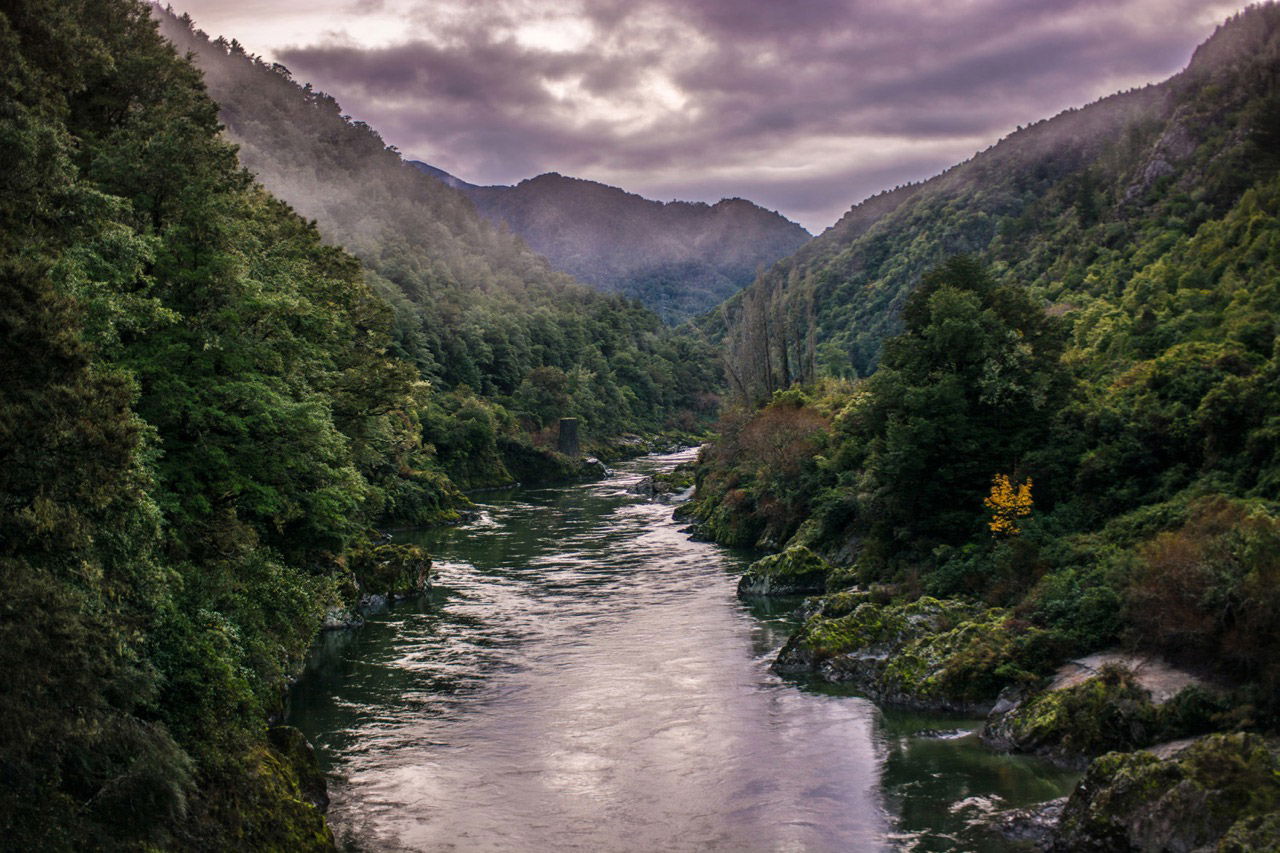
(288, 449, 1076, 851)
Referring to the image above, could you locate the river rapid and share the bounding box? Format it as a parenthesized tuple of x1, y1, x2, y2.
(288, 449, 1076, 851)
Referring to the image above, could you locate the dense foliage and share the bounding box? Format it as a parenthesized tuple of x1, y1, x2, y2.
(155, 9, 721, 447)
(417, 167, 812, 325)
(713, 6, 1280, 397)
(689, 5, 1280, 721)
(0, 0, 708, 845)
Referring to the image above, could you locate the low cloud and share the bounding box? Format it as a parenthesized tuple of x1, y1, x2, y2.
(175, 0, 1247, 231)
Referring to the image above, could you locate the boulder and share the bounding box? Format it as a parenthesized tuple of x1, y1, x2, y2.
(772, 596, 1033, 713)
(1050, 733, 1280, 851)
(267, 726, 329, 811)
(980, 797, 1066, 849)
(736, 546, 834, 597)
(348, 543, 432, 601)
(982, 653, 1228, 766)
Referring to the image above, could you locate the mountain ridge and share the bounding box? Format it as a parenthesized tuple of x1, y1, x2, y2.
(408, 162, 811, 324)
(712, 4, 1280, 392)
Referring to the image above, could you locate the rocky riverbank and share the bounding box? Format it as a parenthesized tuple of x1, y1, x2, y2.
(1047, 732, 1280, 851)
(708, 535, 1279, 850)
(770, 592, 1060, 714)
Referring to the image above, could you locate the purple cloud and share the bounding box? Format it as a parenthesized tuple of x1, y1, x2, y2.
(170, 0, 1249, 231)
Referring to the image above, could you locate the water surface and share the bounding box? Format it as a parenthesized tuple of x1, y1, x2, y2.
(289, 450, 1076, 851)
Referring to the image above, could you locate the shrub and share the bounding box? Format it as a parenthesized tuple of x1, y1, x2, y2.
(1127, 495, 1280, 701)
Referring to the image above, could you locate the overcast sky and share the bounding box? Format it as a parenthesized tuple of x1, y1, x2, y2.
(166, 0, 1248, 232)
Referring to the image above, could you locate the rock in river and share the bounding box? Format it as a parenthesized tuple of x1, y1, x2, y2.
(1050, 733, 1280, 851)
(736, 546, 834, 597)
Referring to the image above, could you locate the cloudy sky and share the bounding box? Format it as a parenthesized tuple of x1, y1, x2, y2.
(168, 0, 1247, 232)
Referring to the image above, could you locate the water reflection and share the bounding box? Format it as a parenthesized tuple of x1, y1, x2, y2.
(289, 450, 1075, 851)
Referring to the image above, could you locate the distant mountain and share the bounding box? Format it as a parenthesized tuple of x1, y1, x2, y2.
(153, 8, 722, 447)
(408, 163, 811, 324)
(409, 161, 480, 191)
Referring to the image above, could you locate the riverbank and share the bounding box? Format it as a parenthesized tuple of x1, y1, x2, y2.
(287, 449, 1080, 851)
(725, 537, 1279, 849)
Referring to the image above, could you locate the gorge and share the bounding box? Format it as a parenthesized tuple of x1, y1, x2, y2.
(2, 1, 1279, 850)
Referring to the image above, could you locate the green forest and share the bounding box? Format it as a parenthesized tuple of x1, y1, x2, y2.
(685, 7, 1280, 844)
(3, 0, 1280, 849)
(0, 0, 715, 847)
(156, 8, 720, 455)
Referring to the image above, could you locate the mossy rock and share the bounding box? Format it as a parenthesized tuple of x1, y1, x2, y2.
(773, 596, 1043, 712)
(348, 543, 431, 600)
(1051, 733, 1280, 852)
(683, 494, 764, 548)
(984, 665, 1160, 766)
(983, 662, 1233, 766)
(268, 726, 328, 811)
(824, 562, 861, 592)
(797, 589, 873, 621)
(737, 546, 833, 597)
(497, 435, 582, 486)
(652, 463, 696, 494)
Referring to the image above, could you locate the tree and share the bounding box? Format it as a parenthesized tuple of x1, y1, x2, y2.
(858, 256, 1067, 551)
(985, 474, 1034, 535)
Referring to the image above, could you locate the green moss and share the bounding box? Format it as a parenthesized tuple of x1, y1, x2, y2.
(1005, 665, 1159, 761)
(776, 596, 1058, 709)
(267, 726, 328, 811)
(347, 543, 432, 599)
(737, 546, 834, 596)
(179, 745, 334, 851)
(1054, 733, 1280, 851)
(824, 563, 861, 592)
(812, 590, 872, 619)
(992, 666, 1234, 764)
(652, 462, 696, 493)
(685, 494, 764, 548)
(1219, 812, 1280, 852)
(497, 436, 582, 487)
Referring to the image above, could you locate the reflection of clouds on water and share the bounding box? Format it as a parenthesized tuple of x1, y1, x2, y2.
(289, 449, 1072, 852)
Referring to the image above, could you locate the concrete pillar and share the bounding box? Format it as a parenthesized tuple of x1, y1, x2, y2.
(557, 417, 580, 457)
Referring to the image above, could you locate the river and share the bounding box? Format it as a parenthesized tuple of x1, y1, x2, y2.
(288, 449, 1077, 851)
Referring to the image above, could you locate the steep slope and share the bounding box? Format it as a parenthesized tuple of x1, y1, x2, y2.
(685, 4, 1280, 744)
(1, 0, 455, 846)
(154, 8, 719, 447)
(719, 5, 1280, 398)
(410, 164, 811, 324)
(409, 161, 480, 191)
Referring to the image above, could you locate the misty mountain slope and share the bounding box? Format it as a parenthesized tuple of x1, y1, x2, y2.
(720, 4, 1280, 397)
(153, 7, 719, 436)
(410, 164, 811, 324)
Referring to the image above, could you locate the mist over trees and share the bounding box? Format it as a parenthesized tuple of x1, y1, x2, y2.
(687, 4, 1280, 725)
(155, 7, 722, 444)
(412, 166, 812, 325)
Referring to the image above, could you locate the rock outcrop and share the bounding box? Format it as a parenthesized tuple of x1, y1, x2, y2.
(982, 653, 1228, 767)
(772, 596, 1054, 713)
(323, 543, 433, 631)
(736, 546, 834, 597)
(1050, 733, 1280, 851)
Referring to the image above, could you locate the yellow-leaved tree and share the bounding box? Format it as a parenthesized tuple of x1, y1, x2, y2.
(985, 474, 1033, 535)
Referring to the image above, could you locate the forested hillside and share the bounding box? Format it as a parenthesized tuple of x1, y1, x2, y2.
(409, 165, 811, 324)
(716, 6, 1280, 400)
(687, 4, 1280, 756)
(0, 0, 445, 845)
(0, 0, 714, 847)
(154, 7, 720, 454)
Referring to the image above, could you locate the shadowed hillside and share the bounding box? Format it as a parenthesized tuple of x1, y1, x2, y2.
(410, 164, 811, 324)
